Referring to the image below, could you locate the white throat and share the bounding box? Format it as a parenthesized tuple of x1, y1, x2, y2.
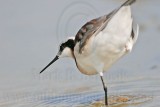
(59, 47, 73, 58)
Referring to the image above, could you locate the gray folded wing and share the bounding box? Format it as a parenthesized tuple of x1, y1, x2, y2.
(75, 0, 136, 53)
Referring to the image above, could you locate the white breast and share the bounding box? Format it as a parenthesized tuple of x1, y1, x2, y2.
(74, 6, 134, 75)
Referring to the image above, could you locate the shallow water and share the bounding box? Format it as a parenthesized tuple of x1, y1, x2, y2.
(0, 0, 160, 107)
(0, 74, 159, 107)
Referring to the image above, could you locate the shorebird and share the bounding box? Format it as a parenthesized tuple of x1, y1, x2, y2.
(40, 0, 139, 105)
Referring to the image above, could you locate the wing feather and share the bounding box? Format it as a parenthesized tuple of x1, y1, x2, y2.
(75, 0, 136, 53)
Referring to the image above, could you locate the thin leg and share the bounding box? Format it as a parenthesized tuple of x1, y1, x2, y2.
(100, 73, 108, 105)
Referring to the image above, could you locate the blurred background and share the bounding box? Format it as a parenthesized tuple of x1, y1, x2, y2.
(0, 0, 160, 106)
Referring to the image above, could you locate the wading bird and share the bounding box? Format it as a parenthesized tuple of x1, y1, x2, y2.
(40, 0, 139, 105)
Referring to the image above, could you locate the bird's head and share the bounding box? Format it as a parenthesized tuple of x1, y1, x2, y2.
(40, 37, 75, 74)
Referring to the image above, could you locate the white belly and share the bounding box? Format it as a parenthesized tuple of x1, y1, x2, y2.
(74, 6, 133, 75)
(74, 41, 126, 75)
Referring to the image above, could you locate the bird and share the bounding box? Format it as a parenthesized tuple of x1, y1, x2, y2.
(40, 0, 139, 105)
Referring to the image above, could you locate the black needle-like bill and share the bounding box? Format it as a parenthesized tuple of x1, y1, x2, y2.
(40, 56, 59, 74)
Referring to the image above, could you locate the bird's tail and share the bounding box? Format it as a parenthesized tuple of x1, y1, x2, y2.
(121, 0, 136, 6)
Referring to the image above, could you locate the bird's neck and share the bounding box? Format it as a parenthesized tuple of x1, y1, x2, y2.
(67, 48, 74, 58)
